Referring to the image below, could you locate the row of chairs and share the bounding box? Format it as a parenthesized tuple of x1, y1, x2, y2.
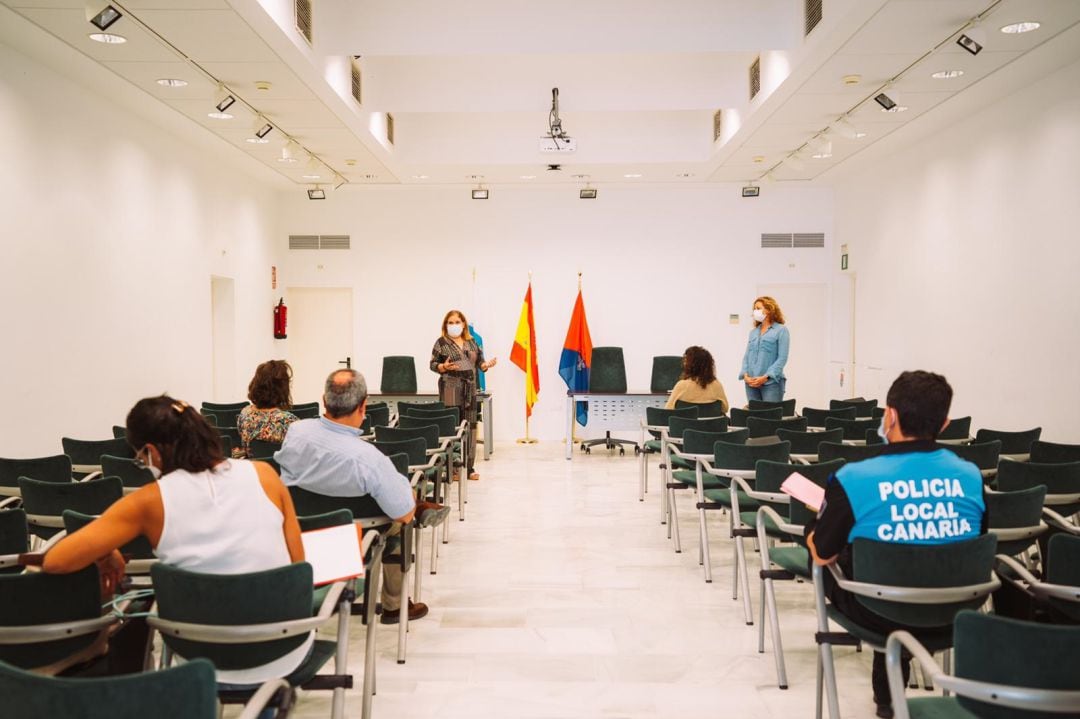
(636, 399, 1080, 716)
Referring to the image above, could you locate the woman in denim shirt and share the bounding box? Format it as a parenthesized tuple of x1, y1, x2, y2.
(739, 296, 790, 402)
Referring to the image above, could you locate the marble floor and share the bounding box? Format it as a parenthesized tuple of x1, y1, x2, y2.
(288, 441, 900, 719)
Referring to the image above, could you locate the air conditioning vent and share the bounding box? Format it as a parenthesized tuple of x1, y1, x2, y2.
(295, 0, 312, 45)
(386, 113, 395, 145)
(713, 109, 723, 142)
(350, 59, 362, 105)
(805, 0, 823, 36)
(749, 56, 761, 100)
(793, 232, 825, 248)
(288, 235, 351, 250)
(761, 233, 793, 249)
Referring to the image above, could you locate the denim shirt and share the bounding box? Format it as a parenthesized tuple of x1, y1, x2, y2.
(739, 323, 789, 384)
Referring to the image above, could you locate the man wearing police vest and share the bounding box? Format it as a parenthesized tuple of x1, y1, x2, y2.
(806, 370, 986, 719)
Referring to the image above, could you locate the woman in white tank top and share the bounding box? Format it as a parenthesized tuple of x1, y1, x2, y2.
(43, 395, 309, 684)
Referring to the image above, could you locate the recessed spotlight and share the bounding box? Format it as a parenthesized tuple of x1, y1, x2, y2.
(412, 175, 430, 179)
(87, 3, 122, 31)
(956, 28, 985, 55)
(579, 188, 597, 199)
(1000, 21, 1040, 34)
(302, 174, 321, 180)
(931, 70, 965, 79)
(854, 131, 868, 139)
(156, 78, 188, 88)
(811, 152, 833, 159)
(88, 32, 126, 44)
(874, 91, 899, 111)
(466, 174, 485, 180)
(676, 172, 695, 178)
(207, 111, 234, 120)
(623, 173, 643, 178)
(345, 159, 358, 166)
(519, 175, 536, 180)
(245, 137, 269, 144)
(842, 74, 862, 86)
(752, 156, 766, 164)
(882, 105, 909, 113)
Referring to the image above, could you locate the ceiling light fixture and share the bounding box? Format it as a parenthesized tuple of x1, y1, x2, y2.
(214, 86, 236, 114)
(86, 2, 122, 31)
(786, 152, 805, 171)
(883, 105, 909, 113)
(412, 175, 429, 180)
(88, 32, 126, 43)
(676, 172, 695, 178)
(742, 184, 760, 198)
(855, 131, 868, 139)
(874, 90, 899, 111)
(579, 187, 597, 199)
(834, 118, 859, 139)
(810, 138, 833, 159)
(623, 173, 643, 178)
(254, 119, 273, 139)
(307, 186, 326, 200)
(156, 78, 187, 88)
(1000, 21, 1040, 34)
(841, 74, 862, 86)
(956, 24, 986, 55)
(931, 69, 964, 79)
(302, 157, 322, 180)
(471, 188, 489, 200)
(520, 175, 536, 180)
(278, 140, 300, 163)
(333, 175, 348, 190)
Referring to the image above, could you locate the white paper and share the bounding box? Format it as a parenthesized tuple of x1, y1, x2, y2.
(301, 523, 365, 586)
(780, 472, 826, 512)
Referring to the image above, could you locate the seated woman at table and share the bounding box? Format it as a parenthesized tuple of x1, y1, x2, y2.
(665, 346, 729, 413)
(42, 395, 308, 682)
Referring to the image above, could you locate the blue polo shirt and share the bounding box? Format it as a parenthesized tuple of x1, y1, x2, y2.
(740, 323, 790, 384)
(275, 417, 415, 520)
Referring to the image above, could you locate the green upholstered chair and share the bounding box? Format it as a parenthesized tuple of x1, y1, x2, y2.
(0, 656, 262, 719)
(995, 533, 1080, 624)
(149, 559, 361, 719)
(748, 398, 797, 416)
(581, 347, 639, 456)
(1030, 440, 1080, 464)
(729, 406, 782, 428)
(381, 356, 418, 393)
(974, 427, 1041, 460)
(0, 508, 29, 575)
(639, 406, 698, 503)
(812, 534, 1000, 719)
(198, 409, 218, 426)
(359, 405, 391, 435)
(61, 437, 132, 477)
(673, 399, 727, 417)
(802, 406, 856, 429)
(202, 401, 249, 411)
(0, 455, 72, 499)
(408, 405, 461, 423)
(199, 403, 247, 430)
(818, 441, 884, 464)
(823, 416, 878, 442)
(649, 355, 683, 393)
(746, 416, 808, 439)
(996, 460, 1080, 519)
(938, 440, 1002, 483)
(112, 425, 127, 439)
(248, 439, 283, 460)
(985, 486, 1048, 558)
(936, 416, 973, 443)
(400, 411, 467, 512)
(667, 415, 728, 471)
(666, 426, 748, 550)
(101, 454, 155, 493)
(375, 423, 453, 555)
(395, 400, 444, 418)
(754, 459, 845, 689)
(885, 611, 1080, 719)
(829, 398, 878, 417)
(61, 509, 156, 587)
(777, 427, 843, 462)
(865, 427, 885, 445)
(0, 565, 116, 673)
(663, 418, 732, 543)
(18, 476, 123, 542)
(291, 402, 321, 419)
(217, 426, 241, 453)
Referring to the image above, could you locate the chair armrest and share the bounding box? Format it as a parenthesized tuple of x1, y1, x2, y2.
(756, 505, 803, 551)
(237, 679, 292, 719)
(705, 465, 755, 480)
(990, 522, 1048, 542)
(730, 475, 788, 504)
(25, 514, 66, 529)
(667, 447, 710, 463)
(416, 453, 445, 469)
(996, 553, 1080, 604)
(148, 613, 329, 644)
(409, 470, 424, 488)
(1043, 508, 1080, 535)
(0, 495, 20, 508)
(125, 558, 158, 575)
(0, 614, 117, 644)
(313, 581, 348, 621)
(826, 564, 1001, 603)
(886, 631, 941, 719)
(1000, 453, 1030, 462)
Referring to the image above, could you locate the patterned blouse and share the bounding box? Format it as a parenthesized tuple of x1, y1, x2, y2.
(237, 406, 299, 456)
(430, 336, 485, 416)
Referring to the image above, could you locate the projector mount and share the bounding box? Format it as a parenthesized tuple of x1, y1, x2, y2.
(540, 87, 576, 153)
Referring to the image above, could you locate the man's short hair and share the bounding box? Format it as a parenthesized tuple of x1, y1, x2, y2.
(886, 370, 952, 440)
(323, 369, 367, 418)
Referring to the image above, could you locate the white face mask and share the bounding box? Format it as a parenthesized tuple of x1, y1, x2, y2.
(447, 323, 464, 338)
(135, 446, 163, 480)
(877, 412, 892, 444)
(752, 308, 766, 323)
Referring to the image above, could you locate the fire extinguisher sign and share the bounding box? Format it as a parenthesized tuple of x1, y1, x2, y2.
(271, 266, 277, 289)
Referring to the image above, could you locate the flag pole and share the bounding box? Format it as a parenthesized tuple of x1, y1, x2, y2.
(517, 270, 538, 445)
(570, 270, 582, 445)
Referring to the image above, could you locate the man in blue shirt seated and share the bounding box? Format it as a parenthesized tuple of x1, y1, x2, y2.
(806, 370, 986, 718)
(277, 368, 448, 624)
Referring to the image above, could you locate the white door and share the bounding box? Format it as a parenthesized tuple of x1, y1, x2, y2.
(755, 283, 827, 410)
(285, 287, 354, 406)
(210, 276, 237, 401)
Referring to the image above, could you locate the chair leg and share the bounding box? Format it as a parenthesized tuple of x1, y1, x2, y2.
(698, 504, 713, 583)
(762, 575, 789, 689)
(815, 651, 824, 719)
(820, 641, 842, 719)
(639, 450, 647, 501)
(430, 523, 439, 575)
(670, 487, 682, 553)
(413, 527, 423, 600)
(362, 566, 380, 719)
(734, 535, 753, 625)
(332, 590, 351, 719)
(397, 567, 409, 664)
(941, 650, 950, 696)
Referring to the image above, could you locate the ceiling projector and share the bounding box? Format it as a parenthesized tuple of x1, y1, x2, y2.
(540, 87, 576, 153)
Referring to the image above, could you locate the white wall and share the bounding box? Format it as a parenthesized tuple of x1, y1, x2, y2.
(275, 184, 838, 440)
(0, 27, 280, 456)
(834, 57, 1080, 441)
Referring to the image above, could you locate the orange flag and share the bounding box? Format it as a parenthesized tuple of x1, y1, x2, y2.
(510, 283, 540, 416)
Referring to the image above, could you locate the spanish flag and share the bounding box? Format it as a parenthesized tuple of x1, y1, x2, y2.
(510, 283, 540, 416)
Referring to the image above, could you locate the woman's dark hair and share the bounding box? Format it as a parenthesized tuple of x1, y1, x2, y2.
(126, 395, 225, 475)
(681, 346, 717, 389)
(247, 360, 293, 409)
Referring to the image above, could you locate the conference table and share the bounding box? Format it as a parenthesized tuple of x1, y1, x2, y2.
(368, 392, 494, 461)
(565, 391, 668, 460)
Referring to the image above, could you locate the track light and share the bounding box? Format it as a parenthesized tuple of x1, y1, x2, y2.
(956, 25, 986, 55)
(307, 186, 326, 200)
(333, 174, 348, 190)
(86, 1, 121, 31)
(834, 118, 859, 140)
(471, 188, 489, 200)
(785, 152, 805, 171)
(741, 184, 760, 198)
(254, 119, 273, 139)
(810, 137, 833, 159)
(579, 187, 597, 199)
(278, 140, 300, 163)
(214, 86, 236, 114)
(874, 90, 898, 111)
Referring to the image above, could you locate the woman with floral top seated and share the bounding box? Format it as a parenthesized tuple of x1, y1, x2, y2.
(238, 360, 299, 457)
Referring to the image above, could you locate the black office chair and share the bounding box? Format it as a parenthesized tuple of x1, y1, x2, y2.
(580, 347, 638, 456)
(650, 355, 683, 393)
(381, 356, 417, 394)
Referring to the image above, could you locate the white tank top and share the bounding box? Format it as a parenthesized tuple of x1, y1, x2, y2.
(155, 459, 312, 684)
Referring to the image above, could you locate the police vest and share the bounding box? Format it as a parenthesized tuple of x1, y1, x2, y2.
(836, 448, 984, 545)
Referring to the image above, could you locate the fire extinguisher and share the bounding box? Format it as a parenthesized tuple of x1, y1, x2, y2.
(273, 298, 288, 339)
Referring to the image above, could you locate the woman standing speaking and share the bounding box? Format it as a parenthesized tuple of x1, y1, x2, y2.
(430, 310, 497, 480)
(739, 296, 790, 402)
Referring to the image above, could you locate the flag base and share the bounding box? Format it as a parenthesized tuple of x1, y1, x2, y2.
(516, 437, 538, 444)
